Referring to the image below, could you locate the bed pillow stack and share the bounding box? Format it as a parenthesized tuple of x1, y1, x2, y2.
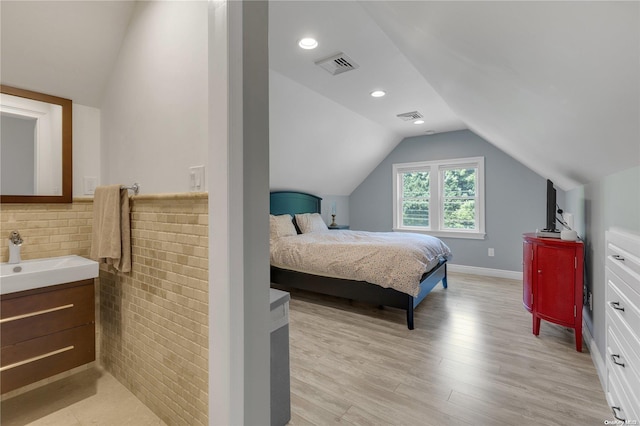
(295, 213, 328, 233)
(270, 214, 297, 240)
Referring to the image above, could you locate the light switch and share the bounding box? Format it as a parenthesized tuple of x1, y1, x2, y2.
(189, 166, 205, 192)
(84, 176, 97, 195)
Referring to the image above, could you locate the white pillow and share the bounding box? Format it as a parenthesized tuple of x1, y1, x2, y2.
(295, 213, 328, 234)
(270, 214, 297, 240)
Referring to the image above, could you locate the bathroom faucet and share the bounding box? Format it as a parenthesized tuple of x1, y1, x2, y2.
(8, 231, 23, 264)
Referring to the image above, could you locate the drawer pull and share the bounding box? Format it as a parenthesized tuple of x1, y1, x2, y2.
(610, 302, 625, 312)
(611, 354, 625, 367)
(611, 406, 625, 422)
(612, 254, 625, 261)
(0, 345, 74, 372)
(0, 304, 74, 324)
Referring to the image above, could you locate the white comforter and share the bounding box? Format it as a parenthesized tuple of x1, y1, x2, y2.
(270, 230, 452, 297)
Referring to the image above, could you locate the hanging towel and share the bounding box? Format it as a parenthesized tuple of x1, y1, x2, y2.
(90, 184, 131, 273)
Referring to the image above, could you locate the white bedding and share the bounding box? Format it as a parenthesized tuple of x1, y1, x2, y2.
(270, 230, 452, 297)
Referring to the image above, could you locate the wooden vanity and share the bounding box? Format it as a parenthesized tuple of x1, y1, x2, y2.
(0, 279, 95, 394)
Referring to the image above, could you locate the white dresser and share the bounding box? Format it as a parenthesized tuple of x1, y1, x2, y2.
(605, 227, 640, 422)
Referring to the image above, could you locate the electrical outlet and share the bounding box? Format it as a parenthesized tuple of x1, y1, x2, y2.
(488, 248, 495, 257)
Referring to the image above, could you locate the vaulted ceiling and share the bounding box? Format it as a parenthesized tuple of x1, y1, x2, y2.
(0, 1, 134, 107)
(269, 1, 639, 193)
(2, 1, 638, 195)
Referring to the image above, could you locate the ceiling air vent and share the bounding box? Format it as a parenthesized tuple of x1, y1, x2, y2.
(315, 52, 359, 76)
(396, 111, 424, 121)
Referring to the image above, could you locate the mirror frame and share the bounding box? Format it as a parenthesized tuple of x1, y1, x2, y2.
(1, 85, 72, 203)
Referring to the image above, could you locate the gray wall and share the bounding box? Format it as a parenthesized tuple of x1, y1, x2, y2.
(318, 194, 350, 227)
(350, 130, 563, 272)
(1, 114, 35, 195)
(566, 165, 640, 361)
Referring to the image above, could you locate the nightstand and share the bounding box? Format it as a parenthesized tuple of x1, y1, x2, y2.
(328, 225, 349, 230)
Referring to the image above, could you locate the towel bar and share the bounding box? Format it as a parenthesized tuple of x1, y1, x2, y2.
(121, 183, 140, 195)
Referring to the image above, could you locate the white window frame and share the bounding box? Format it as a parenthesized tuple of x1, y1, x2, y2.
(393, 156, 485, 240)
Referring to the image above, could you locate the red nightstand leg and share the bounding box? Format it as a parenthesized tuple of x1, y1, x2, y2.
(533, 315, 541, 335)
(575, 325, 583, 352)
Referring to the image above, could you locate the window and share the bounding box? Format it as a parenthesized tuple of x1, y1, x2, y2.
(393, 157, 485, 239)
(400, 170, 430, 227)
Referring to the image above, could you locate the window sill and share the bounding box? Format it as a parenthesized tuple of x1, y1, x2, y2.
(393, 228, 486, 240)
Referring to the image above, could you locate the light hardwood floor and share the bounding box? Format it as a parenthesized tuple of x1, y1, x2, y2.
(286, 272, 614, 425)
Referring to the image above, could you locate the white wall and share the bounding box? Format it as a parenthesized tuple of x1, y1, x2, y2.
(72, 104, 101, 197)
(209, 1, 270, 423)
(1, 115, 36, 194)
(94, 2, 272, 422)
(566, 165, 640, 363)
(269, 70, 400, 196)
(319, 194, 350, 227)
(100, 1, 208, 194)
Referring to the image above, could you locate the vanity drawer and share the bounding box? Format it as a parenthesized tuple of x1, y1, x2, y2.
(1, 323, 95, 394)
(1, 280, 94, 347)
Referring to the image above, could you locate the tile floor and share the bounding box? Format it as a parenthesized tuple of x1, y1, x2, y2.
(1, 367, 165, 426)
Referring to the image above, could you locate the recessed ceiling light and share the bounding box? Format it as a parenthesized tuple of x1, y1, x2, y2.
(370, 90, 386, 98)
(298, 38, 318, 50)
(425, 130, 436, 135)
(414, 120, 425, 125)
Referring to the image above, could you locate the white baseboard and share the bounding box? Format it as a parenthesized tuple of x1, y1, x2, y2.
(583, 318, 607, 396)
(447, 264, 523, 280)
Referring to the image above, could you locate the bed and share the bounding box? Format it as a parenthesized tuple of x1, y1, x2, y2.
(269, 191, 450, 329)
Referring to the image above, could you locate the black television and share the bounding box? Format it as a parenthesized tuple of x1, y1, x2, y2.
(543, 179, 559, 233)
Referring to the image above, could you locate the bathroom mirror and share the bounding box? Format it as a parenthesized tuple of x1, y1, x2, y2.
(0, 85, 72, 203)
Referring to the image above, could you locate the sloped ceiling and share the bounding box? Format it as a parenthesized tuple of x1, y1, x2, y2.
(270, 70, 401, 195)
(269, 1, 468, 195)
(360, 1, 640, 191)
(2, 1, 638, 194)
(0, 1, 134, 107)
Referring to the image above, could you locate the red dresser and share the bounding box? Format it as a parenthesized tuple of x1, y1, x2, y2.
(523, 233, 584, 351)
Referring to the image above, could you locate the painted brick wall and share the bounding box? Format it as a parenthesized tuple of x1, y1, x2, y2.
(99, 194, 208, 425)
(1, 194, 209, 424)
(0, 200, 93, 261)
(0, 200, 99, 401)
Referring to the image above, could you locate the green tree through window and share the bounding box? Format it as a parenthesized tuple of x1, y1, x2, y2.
(442, 167, 477, 229)
(393, 156, 485, 239)
(401, 171, 429, 226)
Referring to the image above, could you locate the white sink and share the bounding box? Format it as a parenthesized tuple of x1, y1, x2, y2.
(0, 255, 99, 295)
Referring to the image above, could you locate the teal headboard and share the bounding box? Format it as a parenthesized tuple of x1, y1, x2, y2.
(270, 191, 322, 216)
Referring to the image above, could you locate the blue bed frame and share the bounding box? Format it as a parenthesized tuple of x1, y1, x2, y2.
(270, 191, 448, 329)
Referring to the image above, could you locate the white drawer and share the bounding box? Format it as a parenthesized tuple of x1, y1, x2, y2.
(607, 229, 640, 279)
(607, 251, 640, 302)
(607, 357, 640, 423)
(606, 316, 640, 408)
(605, 228, 640, 424)
(607, 272, 640, 337)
